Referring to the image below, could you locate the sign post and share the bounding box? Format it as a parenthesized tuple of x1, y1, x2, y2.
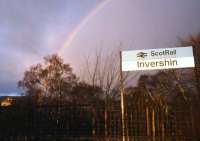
(120, 51, 125, 141)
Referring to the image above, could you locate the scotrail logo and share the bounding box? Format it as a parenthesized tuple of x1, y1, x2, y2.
(137, 52, 148, 59)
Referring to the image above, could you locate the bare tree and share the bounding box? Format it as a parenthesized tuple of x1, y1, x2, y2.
(79, 49, 137, 140)
(80, 49, 137, 100)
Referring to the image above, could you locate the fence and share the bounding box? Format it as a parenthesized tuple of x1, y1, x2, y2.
(0, 99, 200, 141)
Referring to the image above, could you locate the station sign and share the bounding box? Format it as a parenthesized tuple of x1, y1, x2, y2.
(122, 46, 195, 71)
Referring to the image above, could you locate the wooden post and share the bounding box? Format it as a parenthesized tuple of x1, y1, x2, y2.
(161, 108, 166, 141)
(152, 108, 156, 141)
(146, 106, 150, 139)
(120, 51, 125, 141)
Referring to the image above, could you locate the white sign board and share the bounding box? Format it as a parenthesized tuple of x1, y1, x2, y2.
(122, 46, 195, 71)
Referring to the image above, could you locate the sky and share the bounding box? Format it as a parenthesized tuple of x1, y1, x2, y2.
(0, 0, 200, 96)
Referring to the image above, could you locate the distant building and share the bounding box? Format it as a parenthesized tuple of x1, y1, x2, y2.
(0, 97, 15, 107)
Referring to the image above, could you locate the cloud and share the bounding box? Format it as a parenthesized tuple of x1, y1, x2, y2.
(0, 0, 101, 95)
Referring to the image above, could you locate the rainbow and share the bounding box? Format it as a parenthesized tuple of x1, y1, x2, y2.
(58, 0, 112, 56)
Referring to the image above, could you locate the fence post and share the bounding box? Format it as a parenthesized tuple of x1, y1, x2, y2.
(152, 108, 156, 141)
(146, 106, 150, 139)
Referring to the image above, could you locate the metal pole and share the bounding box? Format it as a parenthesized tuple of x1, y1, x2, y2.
(120, 51, 125, 141)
